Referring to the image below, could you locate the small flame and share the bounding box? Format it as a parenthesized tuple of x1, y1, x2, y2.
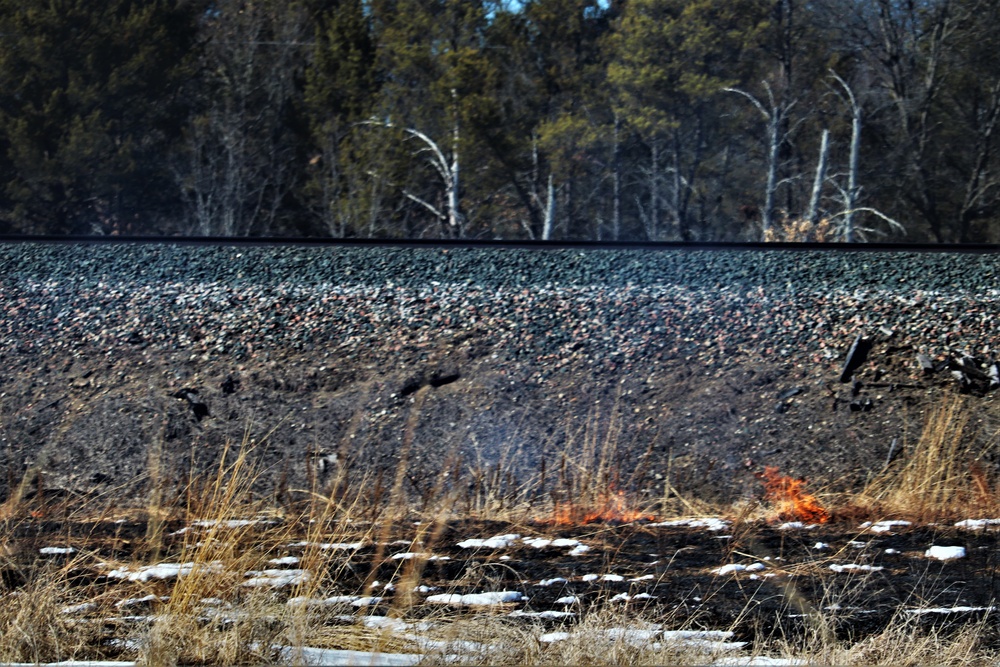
(758, 466, 829, 524)
(541, 489, 655, 526)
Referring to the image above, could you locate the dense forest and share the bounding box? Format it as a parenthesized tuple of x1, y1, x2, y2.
(1, 0, 998, 242)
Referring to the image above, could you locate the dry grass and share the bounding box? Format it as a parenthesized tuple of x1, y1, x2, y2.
(850, 396, 1000, 523)
(0, 397, 998, 664)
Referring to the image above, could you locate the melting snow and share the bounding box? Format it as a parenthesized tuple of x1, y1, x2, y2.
(955, 518, 1000, 530)
(651, 517, 730, 531)
(105, 561, 223, 582)
(39, 546, 76, 555)
(60, 602, 98, 615)
(288, 541, 364, 551)
(191, 519, 261, 529)
(115, 594, 167, 609)
(862, 520, 911, 534)
(601, 574, 624, 582)
(287, 595, 361, 608)
(555, 595, 579, 605)
(925, 545, 966, 561)
(568, 544, 591, 556)
(243, 569, 311, 588)
(714, 564, 747, 575)
(509, 609, 575, 619)
(905, 606, 995, 615)
(610, 592, 657, 602)
(777, 522, 819, 530)
(390, 552, 449, 561)
(456, 534, 520, 549)
(268, 556, 300, 566)
(276, 646, 422, 666)
(538, 577, 568, 586)
(425, 591, 525, 606)
(812, 542, 829, 550)
(828, 564, 883, 573)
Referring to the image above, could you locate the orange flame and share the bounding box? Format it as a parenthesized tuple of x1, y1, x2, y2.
(758, 466, 829, 524)
(540, 489, 655, 526)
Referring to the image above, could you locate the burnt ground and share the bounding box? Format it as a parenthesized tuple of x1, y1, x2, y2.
(6, 515, 1000, 657)
(1, 325, 997, 512)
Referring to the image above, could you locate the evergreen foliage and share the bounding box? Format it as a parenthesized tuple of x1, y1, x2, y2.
(0, 0, 998, 242)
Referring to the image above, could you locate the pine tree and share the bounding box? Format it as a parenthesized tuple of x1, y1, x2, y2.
(607, 0, 769, 240)
(0, 0, 199, 234)
(302, 0, 383, 237)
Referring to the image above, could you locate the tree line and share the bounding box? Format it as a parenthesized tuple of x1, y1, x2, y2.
(1, 0, 998, 243)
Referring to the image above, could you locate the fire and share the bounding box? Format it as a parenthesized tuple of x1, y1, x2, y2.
(541, 489, 655, 526)
(757, 466, 829, 524)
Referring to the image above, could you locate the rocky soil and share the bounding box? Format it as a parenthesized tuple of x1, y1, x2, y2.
(1, 241, 999, 508)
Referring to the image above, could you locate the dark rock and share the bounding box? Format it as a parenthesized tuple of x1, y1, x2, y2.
(173, 387, 210, 421)
(777, 387, 803, 400)
(916, 354, 935, 374)
(221, 375, 240, 395)
(849, 398, 874, 412)
(839, 334, 872, 383)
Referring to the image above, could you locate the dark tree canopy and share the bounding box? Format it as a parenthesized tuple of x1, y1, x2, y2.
(1, 0, 998, 242)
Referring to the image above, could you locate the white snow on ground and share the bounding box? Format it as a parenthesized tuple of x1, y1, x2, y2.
(509, 609, 575, 619)
(105, 561, 224, 582)
(276, 647, 422, 666)
(555, 596, 579, 605)
(243, 569, 311, 588)
(268, 556, 300, 566)
(191, 519, 263, 528)
(115, 594, 167, 609)
(650, 517, 730, 531)
(955, 518, 1000, 530)
(861, 520, 911, 533)
(287, 541, 364, 550)
(457, 533, 520, 549)
(581, 574, 599, 582)
(776, 522, 819, 530)
(601, 574, 624, 582)
(60, 602, 98, 615)
(610, 592, 657, 602)
(0, 663, 139, 667)
(568, 544, 590, 556)
(39, 546, 76, 555)
(390, 552, 449, 561)
(538, 577, 568, 586)
(714, 563, 749, 575)
(925, 545, 966, 560)
(812, 542, 829, 550)
(523, 537, 581, 548)
(904, 606, 996, 615)
(425, 591, 525, 606)
(538, 627, 746, 653)
(709, 657, 807, 666)
(828, 564, 883, 573)
(287, 595, 361, 607)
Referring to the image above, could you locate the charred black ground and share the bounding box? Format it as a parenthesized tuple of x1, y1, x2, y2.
(1, 242, 999, 506)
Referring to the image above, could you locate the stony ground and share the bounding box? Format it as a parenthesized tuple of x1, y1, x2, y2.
(1, 242, 1000, 508)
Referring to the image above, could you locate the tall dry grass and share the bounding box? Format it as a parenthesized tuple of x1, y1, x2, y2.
(852, 396, 1000, 522)
(0, 396, 998, 664)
